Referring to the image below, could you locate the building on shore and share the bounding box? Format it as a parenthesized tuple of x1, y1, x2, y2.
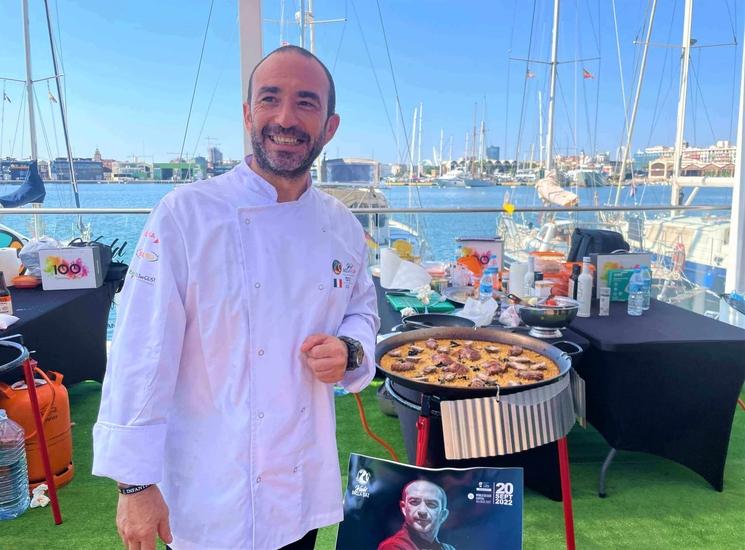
(51, 157, 104, 181)
(112, 160, 152, 181)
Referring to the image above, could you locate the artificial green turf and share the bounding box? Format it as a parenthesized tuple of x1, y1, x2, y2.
(1, 381, 743, 549)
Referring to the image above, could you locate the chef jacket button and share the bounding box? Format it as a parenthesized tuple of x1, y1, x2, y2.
(322, 227, 327, 232)
(258, 412, 264, 419)
(244, 218, 251, 224)
(258, 349, 265, 356)
(293, 466, 298, 473)
(300, 407, 306, 414)
(318, 284, 324, 290)
(254, 282, 261, 289)
(256, 476, 261, 484)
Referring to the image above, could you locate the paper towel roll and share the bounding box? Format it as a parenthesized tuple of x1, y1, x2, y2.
(0, 248, 20, 286)
(507, 261, 528, 298)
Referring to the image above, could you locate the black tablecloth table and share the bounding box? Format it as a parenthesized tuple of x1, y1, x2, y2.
(374, 275, 590, 500)
(569, 299, 745, 494)
(0, 284, 117, 385)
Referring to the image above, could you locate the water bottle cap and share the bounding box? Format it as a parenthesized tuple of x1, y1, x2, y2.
(0, 409, 6, 420)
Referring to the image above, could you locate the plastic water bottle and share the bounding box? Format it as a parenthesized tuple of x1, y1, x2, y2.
(0, 409, 30, 520)
(639, 266, 652, 310)
(479, 268, 494, 302)
(627, 269, 644, 316)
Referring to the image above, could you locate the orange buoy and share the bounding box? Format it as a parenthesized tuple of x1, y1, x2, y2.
(0, 369, 74, 490)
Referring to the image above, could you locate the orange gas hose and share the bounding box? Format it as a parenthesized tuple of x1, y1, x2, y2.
(353, 393, 399, 462)
(738, 398, 745, 412)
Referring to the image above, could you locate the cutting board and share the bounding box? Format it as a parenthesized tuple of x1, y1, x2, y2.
(385, 293, 455, 313)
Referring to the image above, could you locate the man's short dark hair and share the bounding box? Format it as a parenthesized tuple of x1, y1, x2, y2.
(246, 45, 336, 119)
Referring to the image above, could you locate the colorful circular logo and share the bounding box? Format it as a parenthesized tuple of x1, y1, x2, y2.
(332, 259, 342, 275)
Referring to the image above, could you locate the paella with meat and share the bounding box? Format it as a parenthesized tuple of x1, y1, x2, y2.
(379, 338, 560, 389)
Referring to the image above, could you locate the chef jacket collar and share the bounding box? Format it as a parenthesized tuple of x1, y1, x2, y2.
(240, 156, 312, 204)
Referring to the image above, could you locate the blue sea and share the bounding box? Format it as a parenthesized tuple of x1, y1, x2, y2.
(0, 182, 732, 336)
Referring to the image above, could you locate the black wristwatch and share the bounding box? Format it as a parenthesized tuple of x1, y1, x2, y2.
(339, 336, 364, 371)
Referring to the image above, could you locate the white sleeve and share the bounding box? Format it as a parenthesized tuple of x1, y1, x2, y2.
(92, 200, 188, 485)
(336, 236, 380, 393)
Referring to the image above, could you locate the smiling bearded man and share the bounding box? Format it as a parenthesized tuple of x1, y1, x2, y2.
(94, 45, 379, 550)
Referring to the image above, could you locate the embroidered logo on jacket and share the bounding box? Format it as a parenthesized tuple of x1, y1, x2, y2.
(332, 259, 342, 275)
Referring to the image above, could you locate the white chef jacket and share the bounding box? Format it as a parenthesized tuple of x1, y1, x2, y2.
(92, 158, 380, 550)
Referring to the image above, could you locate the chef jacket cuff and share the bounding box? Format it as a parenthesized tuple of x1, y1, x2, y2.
(91, 421, 166, 485)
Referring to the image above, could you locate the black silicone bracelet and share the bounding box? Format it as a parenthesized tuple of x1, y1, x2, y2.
(118, 484, 153, 495)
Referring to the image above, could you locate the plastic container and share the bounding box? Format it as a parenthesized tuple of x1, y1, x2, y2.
(627, 269, 644, 316)
(576, 257, 593, 318)
(0, 409, 30, 520)
(599, 287, 611, 316)
(639, 266, 652, 310)
(479, 268, 494, 302)
(529, 251, 565, 274)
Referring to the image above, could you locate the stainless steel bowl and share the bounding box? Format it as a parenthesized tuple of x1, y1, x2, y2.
(517, 297, 579, 338)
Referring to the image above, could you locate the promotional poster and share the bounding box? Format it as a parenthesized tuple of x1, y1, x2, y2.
(337, 454, 523, 550)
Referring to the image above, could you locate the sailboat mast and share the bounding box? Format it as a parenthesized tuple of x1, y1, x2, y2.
(22, 0, 38, 161)
(42, 0, 81, 210)
(471, 103, 477, 176)
(671, 0, 694, 207)
(479, 119, 485, 174)
(417, 102, 423, 178)
(299, 0, 307, 48)
(727, 15, 745, 292)
(614, 0, 658, 206)
(438, 128, 444, 177)
(545, 0, 560, 173)
(409, 107, 418, 180)
(538, 90, 544, 168)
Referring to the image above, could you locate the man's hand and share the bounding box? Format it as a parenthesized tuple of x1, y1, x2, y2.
(116, 485, 172, 550)
(301, 334, 348, 384)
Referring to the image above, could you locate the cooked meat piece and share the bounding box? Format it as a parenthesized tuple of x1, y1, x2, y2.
(517, 370, 545, 381)
(414, 376, 430, 382)
(464, 340, 474, 346)
(508, 362, 530, 371)
(507, 381, 521, 387)
(444, 362, 469, 375)
(422, 366, 439, 374)
(457, 348, 482, 361)
(432, 353, 453, 366)
(388, 349, 402, 357)
(531, 362, 547, 370)
(442, 373, 457, 382)
(436, 346, 450, 354)
(470, 378, 486, 388)
(509, 356, 532, 363)
(425, 338, 438, 350)
(509, 345, 524, 356)
(486, 362, 507, 375)
(407, 346, 423, 356)
(475, 373, 490, 382)
(484, 345, 501, 353)
(391, 361, 416, 372)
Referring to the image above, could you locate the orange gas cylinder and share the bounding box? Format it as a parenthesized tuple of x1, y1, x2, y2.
(0, 368, 74, 490)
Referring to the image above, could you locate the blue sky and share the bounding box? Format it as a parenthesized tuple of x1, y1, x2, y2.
(0, 0, 742, 164)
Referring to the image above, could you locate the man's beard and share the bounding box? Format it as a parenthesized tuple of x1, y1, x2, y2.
(251, 123, 325, 179)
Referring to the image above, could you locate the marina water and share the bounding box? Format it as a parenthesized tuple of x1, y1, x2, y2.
(0, 181, 732, 336)
(0, 409, 30, 520)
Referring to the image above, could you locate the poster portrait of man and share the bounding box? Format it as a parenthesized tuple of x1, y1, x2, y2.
(378, 480, 455, 550)
(336, 454, 523, 550)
